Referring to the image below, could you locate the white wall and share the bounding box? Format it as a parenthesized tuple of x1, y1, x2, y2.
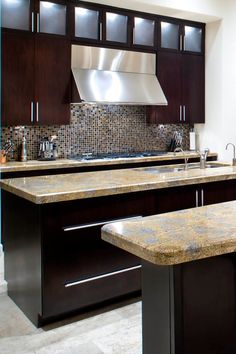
(196, 0, 236, 161)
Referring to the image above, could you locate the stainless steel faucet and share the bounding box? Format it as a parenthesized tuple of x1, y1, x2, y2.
(174, 147, 189, 170)
(226, 143, 236, 166)
(199, 148, 209, 169)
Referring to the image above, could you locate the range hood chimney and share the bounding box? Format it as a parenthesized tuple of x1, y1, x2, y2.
(71, 45, 167, 106)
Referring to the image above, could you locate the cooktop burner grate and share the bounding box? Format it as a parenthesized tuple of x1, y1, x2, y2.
(69, 151, 168, 161)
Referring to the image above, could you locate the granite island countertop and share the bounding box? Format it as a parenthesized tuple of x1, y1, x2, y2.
(102, 200, 236, 265)
(0, 162, 234, 204)
(0, 151, 217, 173)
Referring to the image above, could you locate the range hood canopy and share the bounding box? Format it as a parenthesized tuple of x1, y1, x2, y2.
(71, 45, 167, 106)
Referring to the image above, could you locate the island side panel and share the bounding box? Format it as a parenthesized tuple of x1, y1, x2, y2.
(142, 261, 176, 354)
(2, 190, 42, 326)
(142, 255, 236, 354)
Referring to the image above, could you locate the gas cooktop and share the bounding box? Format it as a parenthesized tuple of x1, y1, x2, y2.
(69, 151, 168, 161)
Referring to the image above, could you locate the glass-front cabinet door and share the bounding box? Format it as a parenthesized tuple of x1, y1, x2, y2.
(1, 0, 31, 31)
(160, 20, 204, 54)
(183, 25, 202, 53)
(1, 0, 68, 35)
(133, 16, 155, 47)
(74, 5, 100, 41)
(39, 1, 67, 35)
(160, 21, 180, 50)
(105, 12, 128, 44)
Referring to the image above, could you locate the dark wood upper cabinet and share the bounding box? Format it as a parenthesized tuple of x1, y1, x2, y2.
(147, 52, 182, 124)
(1, 31, 71, 126)
(2, 32, 35, 126)
(147, 51, 205, 124)
(182, 54, 205, 124)
(34, 36, 71, 125)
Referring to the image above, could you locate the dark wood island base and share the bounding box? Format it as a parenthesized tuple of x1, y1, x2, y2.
(142, 256, 236, 354)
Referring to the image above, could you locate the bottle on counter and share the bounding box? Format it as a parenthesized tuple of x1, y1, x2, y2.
(20, 136, 27, 162)
(53, 142, 58, 159)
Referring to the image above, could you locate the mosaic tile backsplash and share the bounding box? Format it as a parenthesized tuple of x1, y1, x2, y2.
(1, 105, 190, 160)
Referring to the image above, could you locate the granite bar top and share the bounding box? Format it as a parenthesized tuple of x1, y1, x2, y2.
(0, 152, 217, 173)
(0, 162, 234, 204)
(102, 201, 236, 265)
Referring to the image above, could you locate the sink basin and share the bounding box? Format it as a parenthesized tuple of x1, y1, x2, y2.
(138, 162, 228, 174)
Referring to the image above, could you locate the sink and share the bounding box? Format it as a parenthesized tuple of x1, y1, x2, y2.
(138, 162, 228, 174)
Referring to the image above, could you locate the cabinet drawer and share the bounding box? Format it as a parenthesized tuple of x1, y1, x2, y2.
(42, 265, 141, 318)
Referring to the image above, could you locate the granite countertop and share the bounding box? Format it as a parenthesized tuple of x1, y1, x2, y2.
(0, 151, 217, 173)
(0, 162, 233, 204)
(102, 200, 236, 265)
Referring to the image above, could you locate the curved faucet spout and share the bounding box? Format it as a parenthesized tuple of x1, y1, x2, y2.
(226, 143, 236, 166)
(174, 147, 189, 170)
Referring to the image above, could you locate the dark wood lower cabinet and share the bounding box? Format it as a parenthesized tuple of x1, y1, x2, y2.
(142, 254, 236, 354)
(2, 178, 236, 326)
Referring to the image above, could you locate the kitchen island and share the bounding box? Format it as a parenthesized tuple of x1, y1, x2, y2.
(102, 201, 236, 354)
(1, 162, 236, 326)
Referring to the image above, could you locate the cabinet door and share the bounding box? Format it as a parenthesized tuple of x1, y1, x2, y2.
(155, 184, 197, 213)
(182, 54, 205, 124)
(105, 11, 129, 44)
(201, 180, 236, 206)
(38, 0, 67, 36)
(184, 25, 203, 54)
(1, 0, 32, 31)
(73, 5, 101, 41)
(147, 52, 182, 124)
(160, 20, 180, 51)
(133, 16, 155, 47)
(35, 36, 71, 125)
(2, 32, 35, 126)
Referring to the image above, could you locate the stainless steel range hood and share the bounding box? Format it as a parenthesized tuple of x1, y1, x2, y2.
(71, 45, 167, 105)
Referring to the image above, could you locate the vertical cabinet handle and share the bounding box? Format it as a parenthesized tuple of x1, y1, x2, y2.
(201, 189, 204, 206)
(31, 12, 34, 32)
(36, 102, 39, 122)
(37, 13, 40, 33)
(31, 102, 34, 123)
(183, 105, 186, 122)
(183, 35, 186, 51)
(179, 105, 182, 122)
(179, 34, 182, 51)
(100, 22, 102, 41)
(196, 190, 199, 207)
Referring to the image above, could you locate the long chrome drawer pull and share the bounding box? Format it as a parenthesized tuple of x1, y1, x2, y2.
(201, 189, 204, 206)
(63, 215, 142, 232)
(65, 265, 142, 288)
(196, 190, 199, 207)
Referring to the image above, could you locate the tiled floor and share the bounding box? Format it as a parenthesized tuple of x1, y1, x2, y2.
(0, 293, 142, 353)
